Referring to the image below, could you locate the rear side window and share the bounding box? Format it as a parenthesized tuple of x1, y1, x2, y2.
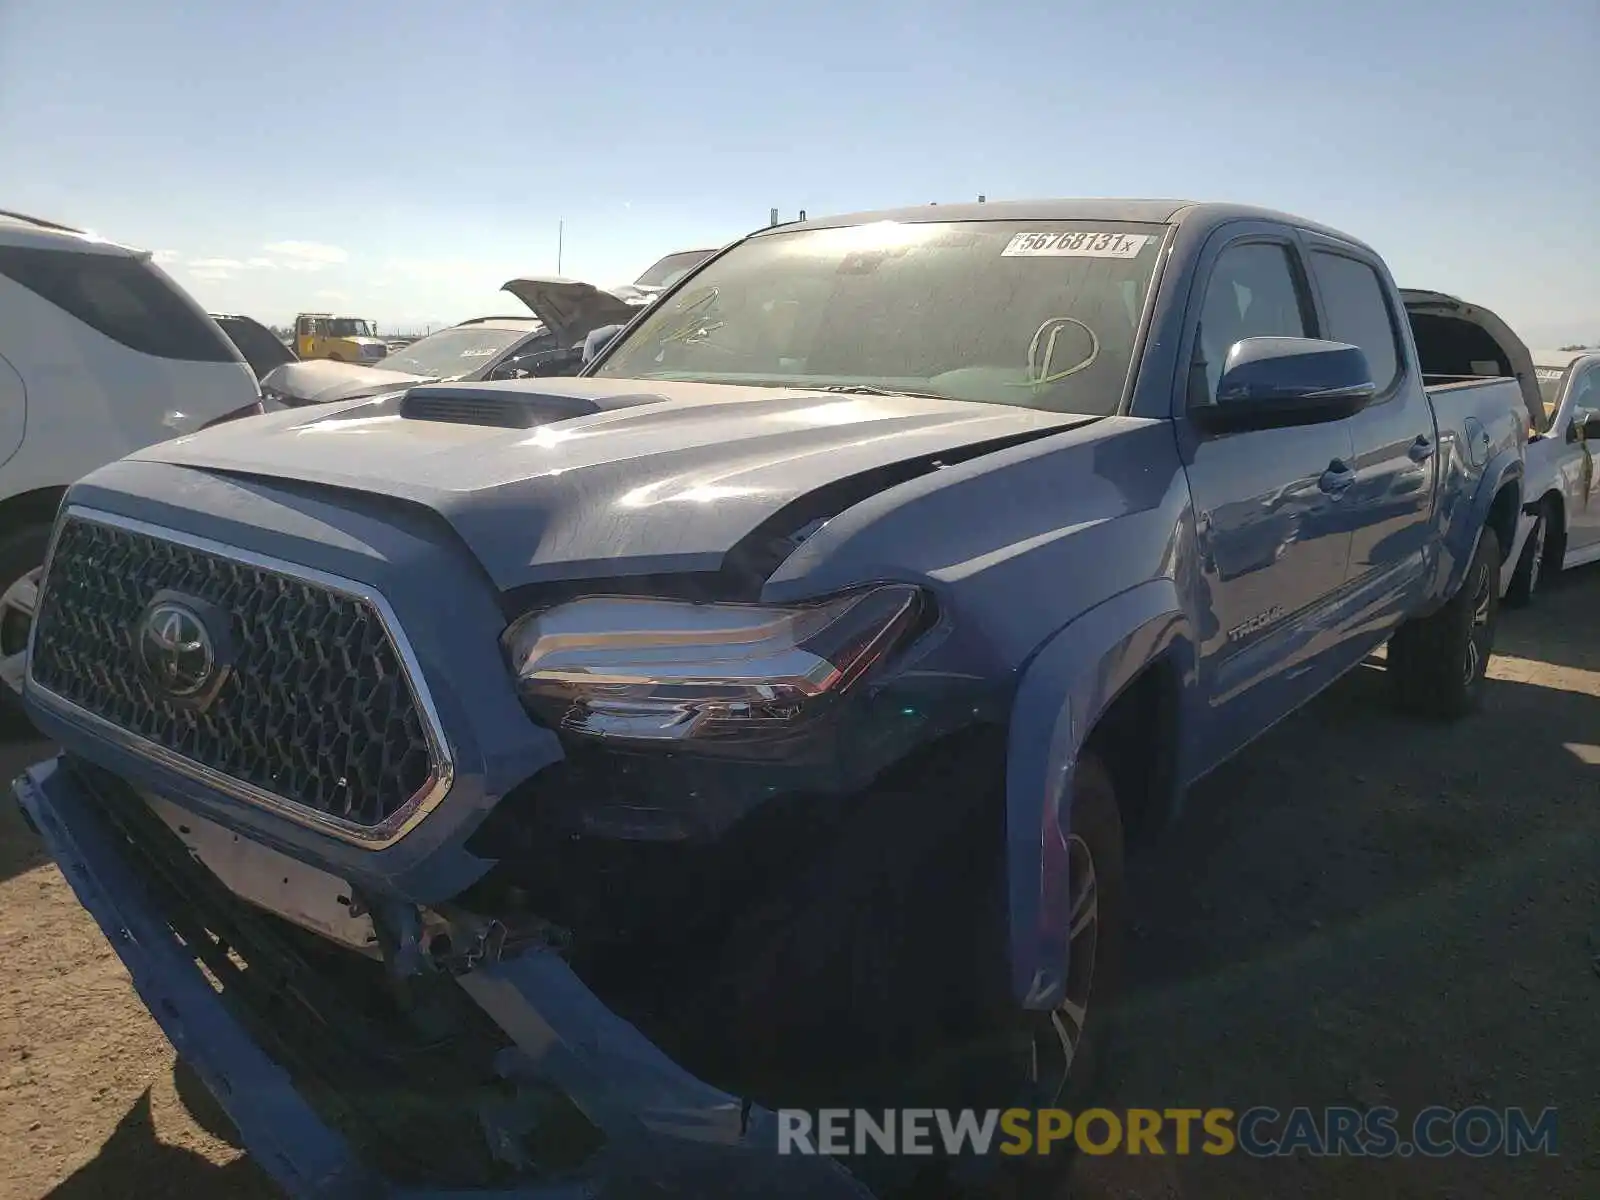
(0, 245, 240, 363)
(1311, 251, 1402, 392)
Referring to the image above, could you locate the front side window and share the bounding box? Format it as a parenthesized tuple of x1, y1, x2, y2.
(595, 219, 1168, 417)
(1311, 251, 1401, 393)
(1192, 242, 1312, 403)
(327, 318, 373, 337)
(0, 246, 240, 363)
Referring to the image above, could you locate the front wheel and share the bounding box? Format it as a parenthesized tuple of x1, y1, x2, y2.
(1504, 502, 1551, 608)
(0, 523, 52, 711)
(1388, 527, 1501, 719)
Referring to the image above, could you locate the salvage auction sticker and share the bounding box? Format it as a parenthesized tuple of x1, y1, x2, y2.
(1002, 231, 1151, 258)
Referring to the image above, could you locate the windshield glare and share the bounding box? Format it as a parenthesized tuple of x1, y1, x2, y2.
(634, 250, 715, 289)
(594, 220, 1166, 415)
(1535, 366, 1569, 429)
(327, 318, 373, 337)
(374, 325, 534, 378)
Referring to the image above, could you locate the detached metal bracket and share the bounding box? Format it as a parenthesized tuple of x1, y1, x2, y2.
(456, 952, 878, 1198)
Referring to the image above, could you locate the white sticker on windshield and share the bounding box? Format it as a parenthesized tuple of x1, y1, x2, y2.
(1002, 231, 1151, 258)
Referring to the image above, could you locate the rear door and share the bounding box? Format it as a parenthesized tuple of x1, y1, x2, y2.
(1177, 224, 1357, 764)
(1303, 238, 1438, 617)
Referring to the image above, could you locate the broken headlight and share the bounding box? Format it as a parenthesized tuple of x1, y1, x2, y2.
(501, 585, 923, 746)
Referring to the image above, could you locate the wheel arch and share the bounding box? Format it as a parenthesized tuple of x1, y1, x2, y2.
(0, 485, 68, 538)
(1538, 488, 1567, 563)
(1437, 452, 1522, 605)
(1004, 578, 1194, 1009)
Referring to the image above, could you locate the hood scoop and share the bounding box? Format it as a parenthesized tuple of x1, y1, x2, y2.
(398, 383, 664, 429)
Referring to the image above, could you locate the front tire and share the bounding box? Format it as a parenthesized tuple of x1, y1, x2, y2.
(0, 522, 51, 713)
(1388, 527, 1501, 718)
(1504, 502, 1551, 608)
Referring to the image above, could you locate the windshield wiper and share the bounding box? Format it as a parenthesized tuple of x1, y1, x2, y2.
(819, 384, 948, 400)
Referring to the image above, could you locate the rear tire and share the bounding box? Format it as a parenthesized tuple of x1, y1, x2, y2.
(1388, 527, 1501, 719)
(1504, 501, 1551, 608)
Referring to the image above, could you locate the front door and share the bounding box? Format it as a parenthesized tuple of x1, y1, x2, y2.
(1179, 232, 1357, 771)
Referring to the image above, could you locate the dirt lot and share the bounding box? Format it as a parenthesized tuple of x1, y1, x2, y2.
(1, 574, 1596, 1200)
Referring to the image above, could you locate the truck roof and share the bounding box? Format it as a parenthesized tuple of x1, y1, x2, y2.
(752, 198, 1378, 254)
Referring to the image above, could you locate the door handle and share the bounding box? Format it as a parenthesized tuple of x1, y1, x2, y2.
(1408, 434, 1435, 462)
(1318, 460, 1355, 494)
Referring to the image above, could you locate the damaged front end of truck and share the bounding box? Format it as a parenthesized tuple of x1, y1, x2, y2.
(11, 405, 1059, 1198)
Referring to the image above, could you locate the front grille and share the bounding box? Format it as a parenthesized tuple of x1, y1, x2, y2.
(29, 513, 444, 836)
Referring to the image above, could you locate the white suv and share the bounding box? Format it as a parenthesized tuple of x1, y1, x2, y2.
(0, 211, 264, 703)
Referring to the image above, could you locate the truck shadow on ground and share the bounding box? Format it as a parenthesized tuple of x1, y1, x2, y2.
(0, 733, 53, 885)
(45, 1087, 277, 1200)
(1495, 566, 1600, 673)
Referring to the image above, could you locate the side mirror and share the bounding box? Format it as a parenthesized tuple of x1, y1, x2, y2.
(582, 324, 624, 365)
(1568, 406, 1600, 443)
(1191, 337, 1376, 435)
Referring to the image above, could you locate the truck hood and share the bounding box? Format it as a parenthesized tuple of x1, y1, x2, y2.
(258, 358, 433, 405)
(126, 378, 1096, 590)
(500, 277, 650, 346)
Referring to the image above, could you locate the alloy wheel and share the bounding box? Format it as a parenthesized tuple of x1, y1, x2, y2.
(0, 566, 41, 696)
(1029, 833, 1098, 1105)
(1526, 517, 1546, 596)
(1463, 560, 1494, 686)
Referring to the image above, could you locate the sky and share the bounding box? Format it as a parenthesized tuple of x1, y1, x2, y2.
(1, 0, 1595, 344)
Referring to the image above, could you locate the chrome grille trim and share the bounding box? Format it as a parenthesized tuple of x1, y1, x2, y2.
(24, 506, 456, 849)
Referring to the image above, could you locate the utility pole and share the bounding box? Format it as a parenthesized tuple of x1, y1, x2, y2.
(557, 221, 564, 274)
(770, 208, 779, 227)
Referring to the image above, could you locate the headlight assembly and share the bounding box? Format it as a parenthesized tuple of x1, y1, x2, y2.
(501, 584, 924, 746)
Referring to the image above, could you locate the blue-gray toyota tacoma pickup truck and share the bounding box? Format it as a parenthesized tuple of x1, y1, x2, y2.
(13, 200, 1537, 1200)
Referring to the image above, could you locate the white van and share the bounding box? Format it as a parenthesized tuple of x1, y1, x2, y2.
(0, 211, 263, 702)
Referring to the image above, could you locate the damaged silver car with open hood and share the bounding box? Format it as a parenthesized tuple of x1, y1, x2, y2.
(258, 277, 648, 408)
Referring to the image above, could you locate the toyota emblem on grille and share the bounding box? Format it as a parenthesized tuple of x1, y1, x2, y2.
(138, 600, 217, 700)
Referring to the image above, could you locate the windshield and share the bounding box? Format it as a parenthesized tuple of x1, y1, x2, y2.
(327, 318, 373, 337)
(1535, 365, 1570, 430)
(594, 220, 1167, 415)
(373, 325, 534, 378)
(634, 249, 716, 289)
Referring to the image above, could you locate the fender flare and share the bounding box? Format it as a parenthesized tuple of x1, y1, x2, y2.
(1440, 449, 1522, 603)
(1004, 577, 1194, 1009)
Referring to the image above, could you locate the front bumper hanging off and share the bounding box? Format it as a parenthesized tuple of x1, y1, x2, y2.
(13, 757, 877, 1200)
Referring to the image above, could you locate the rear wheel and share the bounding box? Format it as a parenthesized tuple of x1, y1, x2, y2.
(1388, 527, 1501, 718)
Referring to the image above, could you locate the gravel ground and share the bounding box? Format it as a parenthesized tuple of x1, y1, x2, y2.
(1, 572, 1596, 1200)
